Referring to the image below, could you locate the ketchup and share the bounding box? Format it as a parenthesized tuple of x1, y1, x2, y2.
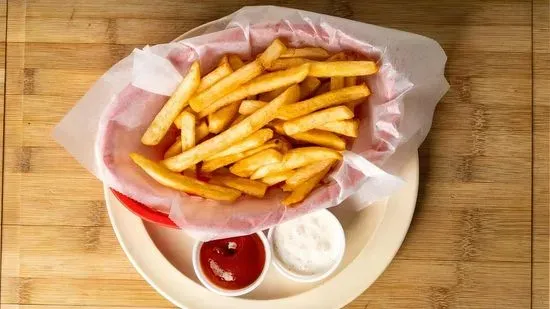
(199, 234, 266, 290)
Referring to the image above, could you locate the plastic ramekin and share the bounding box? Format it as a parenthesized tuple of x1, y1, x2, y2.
(192, 232, 271, 297)
(267, 209, 346, 282)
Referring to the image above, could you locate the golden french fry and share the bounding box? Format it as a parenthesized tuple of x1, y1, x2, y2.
(210, 174, 269, 198)
(202, 140, 280, 172)
(142, 61, 200, 145)
(283, 106, 354, 135)
(261, 170, 295, 186)
(189, 61, 263, 113)
(291, 130, 347, 150)
(283, 164, 332, 206)
(313, 81, 330, 96)
(327, 52, 347, 61)
(189, 40, 285, 113)
(179, 111, 196, 151)
(344, 76, 357, 87)
(299, 76, 321, 100)
(250, 146, 341, 179)
(257, 39, 287, 68)
(308, 61, 377, 77)
(207, 128, 273, 160)
(164, 137, 182, 159)
(285, 159, 334, 189)
(208, 101, 240, 134)
(239, 100, 268, 115)
(282, 183, 293, 192)
(276, 85, 370, 120)
(268, 58, 313, 71)
(163, 85, 299, 172)
(230, 113, 247, 127)
(195, 120, 210, 142)
(268, 119, 285, 135)
(316, 119, 359, 137)
(273, 136, 293, 153)
(130, 153, 241, 201)
(280, 47, 330, 59)
(198, 64, 308, 118)
(164, 121, 209, 159)
(230, 149, 282, 177)
(196, 56, 233, 93)
(258, 87, 287, 102)
(174, 107, 192, 129)
(228, 54, 245, 70)
(330, 76, 345, 91)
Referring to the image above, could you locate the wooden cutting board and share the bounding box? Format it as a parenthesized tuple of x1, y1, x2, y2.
(0, 0, 548, 308)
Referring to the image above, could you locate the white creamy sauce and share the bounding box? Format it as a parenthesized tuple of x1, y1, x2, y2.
(272, 211, 342, 276)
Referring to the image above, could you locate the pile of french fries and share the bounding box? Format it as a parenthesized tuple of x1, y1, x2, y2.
(131, 39, 377, 206)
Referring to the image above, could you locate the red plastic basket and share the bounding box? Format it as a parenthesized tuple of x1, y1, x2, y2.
(110, 189, 178, 229)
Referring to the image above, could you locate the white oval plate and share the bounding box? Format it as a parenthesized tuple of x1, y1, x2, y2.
(104, 153, 418, 308)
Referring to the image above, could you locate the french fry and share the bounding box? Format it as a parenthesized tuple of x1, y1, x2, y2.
(283, 164, 332, 206)
(230, 114, 247, 127)
(179, 111, 196, 151)
(141, 61, 200, 145)
(299, 76, 321, 99)
(130, 153, 241, 201)
(276, 85, 370, 120)
(174, 107, 192, 129)
(280, 47, 330, 60)
(327, 52, 347, 61)
(330, 76, 345, 91)
(250, 147, 341, 179)
(239, 100, 268, 115)
(290, 130, 347, 150)
(189, 61, 263, 113)
(230, 148, 283, 177)
(228, 54, 245, 70)
(282, 183, 293, 192)
(189, 39, 286, 113)
(196, 56, 233, 93)
(308, 61, 378, 77)
(283, 106, 354, 135)
(268, 119, 285, 135)
(164, 137, 182, 159)
(313, 81, 331, 96)
(210, 174, 269, 198)
(257, 39, 287, 68)
(164, 121, 209, 159)
(208, 101, 240, 134)
(201, 139, 281, 172)
(344, 76, 357, 87)
(285, 159, 335, 189)
(268, 58, 313, 71)
(261, 170, 295, 186)
(258, 87, 287, 102)
(198, 64, 308, 118)
(163, 85, 299, 172)
(207, 128, 273, 160)
(195, 120, 210, 142)
(316, 119, 359, 137)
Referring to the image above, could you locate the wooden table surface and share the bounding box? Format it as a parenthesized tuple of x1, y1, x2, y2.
(0, 0, 548, 308)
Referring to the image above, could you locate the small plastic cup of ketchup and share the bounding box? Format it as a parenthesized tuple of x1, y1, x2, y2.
(192, 232, 271, 296)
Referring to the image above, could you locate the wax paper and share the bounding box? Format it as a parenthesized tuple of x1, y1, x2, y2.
(54, 6, 448, 240)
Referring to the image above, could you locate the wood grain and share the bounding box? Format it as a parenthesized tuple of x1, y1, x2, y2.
(532, 0, 549, 308)
(0, 0, 546, 308)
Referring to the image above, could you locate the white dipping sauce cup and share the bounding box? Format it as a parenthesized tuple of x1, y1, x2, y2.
(192, 232, 271, 297)
(267, 209, 346, 282)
